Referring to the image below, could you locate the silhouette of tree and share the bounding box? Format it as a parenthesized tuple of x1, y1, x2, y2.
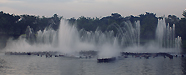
(183, 10, 186, 18)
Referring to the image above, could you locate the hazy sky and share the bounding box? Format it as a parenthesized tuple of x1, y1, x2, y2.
(0, 0, 186, 19)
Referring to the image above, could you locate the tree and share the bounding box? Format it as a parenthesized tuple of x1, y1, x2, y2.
(68, 17, 76, 25)
(176, 18, 186, 49)
(139, 12, 158, 40)
(165, 15, 180, 27)
(183, 9, 186, 18)
(49, 14, 62, 30)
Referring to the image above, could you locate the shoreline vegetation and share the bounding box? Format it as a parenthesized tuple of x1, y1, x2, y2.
(0, 11, 186, 50)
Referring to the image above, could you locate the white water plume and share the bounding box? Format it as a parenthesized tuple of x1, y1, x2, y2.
(2, 18, 182, 57)
(155, 18, 182, 53)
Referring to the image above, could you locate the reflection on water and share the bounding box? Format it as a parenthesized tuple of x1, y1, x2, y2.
(0, 54, 185, 75)
(182, 58, 186, 75)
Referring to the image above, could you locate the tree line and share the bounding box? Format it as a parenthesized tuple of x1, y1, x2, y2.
(0, 11, 186, 49)
(0, 11, 62, 38)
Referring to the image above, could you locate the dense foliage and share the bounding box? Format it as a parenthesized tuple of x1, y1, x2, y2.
(0, 11, 62, 38)
(0, 11, 186, 49)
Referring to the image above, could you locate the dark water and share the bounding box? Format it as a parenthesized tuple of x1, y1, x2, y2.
(0, 53, 185, 75)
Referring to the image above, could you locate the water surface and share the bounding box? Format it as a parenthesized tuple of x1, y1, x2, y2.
(0, 54, 185, 75)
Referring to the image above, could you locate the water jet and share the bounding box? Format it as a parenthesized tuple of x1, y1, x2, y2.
(2, 18, 182, 58)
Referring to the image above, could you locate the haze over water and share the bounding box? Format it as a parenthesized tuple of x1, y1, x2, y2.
(2, 18, 182, 57)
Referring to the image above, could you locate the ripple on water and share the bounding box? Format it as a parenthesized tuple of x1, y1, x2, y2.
(0, 55, 185, 75)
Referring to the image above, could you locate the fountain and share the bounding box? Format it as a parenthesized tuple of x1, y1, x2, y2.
(2, 18, 182, 57)
(156, 18, 182, 53)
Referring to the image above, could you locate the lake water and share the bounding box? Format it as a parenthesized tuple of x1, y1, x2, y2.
(0, 53, 185, 75)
